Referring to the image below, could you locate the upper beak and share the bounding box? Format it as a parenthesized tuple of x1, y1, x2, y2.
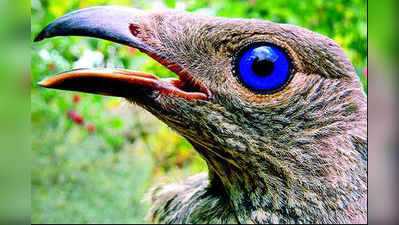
(34, 6, 209, 101)
(34, 6, 153, 52)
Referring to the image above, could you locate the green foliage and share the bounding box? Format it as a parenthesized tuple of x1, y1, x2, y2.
(31, 0, 367, 223)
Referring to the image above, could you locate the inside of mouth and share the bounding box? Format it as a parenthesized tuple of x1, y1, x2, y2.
(167, 77, 203, 94)
(117, 68, 206, 96)
(142, 50, 211, 98)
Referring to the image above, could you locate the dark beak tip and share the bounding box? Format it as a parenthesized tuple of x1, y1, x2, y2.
(33, 29, 49, 42)
(32, 6, 154, 52)
(33, 35, 43, 42)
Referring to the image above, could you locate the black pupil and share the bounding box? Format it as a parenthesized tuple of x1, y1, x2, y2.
(252, 57, 274, 77)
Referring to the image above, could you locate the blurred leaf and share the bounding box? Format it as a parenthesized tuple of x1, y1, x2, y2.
(164, 0, 176, 8)
(109, 117, 124, 129)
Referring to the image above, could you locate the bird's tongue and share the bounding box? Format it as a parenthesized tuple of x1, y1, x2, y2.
(38, 68, 208, 100)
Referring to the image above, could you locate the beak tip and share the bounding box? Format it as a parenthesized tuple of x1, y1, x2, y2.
(34, 36, 43, 42)
(34, 30, 48, 42)
(37, 79, 48, 87)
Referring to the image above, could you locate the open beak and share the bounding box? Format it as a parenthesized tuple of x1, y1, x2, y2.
(34, 6, 210, 101)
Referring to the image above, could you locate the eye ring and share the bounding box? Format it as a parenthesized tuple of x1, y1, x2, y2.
(232, 41, 295, 95)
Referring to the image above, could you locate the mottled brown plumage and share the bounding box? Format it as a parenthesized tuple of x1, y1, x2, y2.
(35, 6, 367, 224)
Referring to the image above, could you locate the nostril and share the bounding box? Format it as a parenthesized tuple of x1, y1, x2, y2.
(129, 24, 140, 37)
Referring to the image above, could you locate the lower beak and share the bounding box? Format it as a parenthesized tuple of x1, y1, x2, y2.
(38, 68, 208, 101)
(38, 68, 160, 98)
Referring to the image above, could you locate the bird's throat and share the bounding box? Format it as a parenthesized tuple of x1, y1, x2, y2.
(190, 138, 366, 223)
(190, 142, 297, 222)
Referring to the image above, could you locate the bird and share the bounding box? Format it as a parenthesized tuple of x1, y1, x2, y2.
(34, 6, 367, 224)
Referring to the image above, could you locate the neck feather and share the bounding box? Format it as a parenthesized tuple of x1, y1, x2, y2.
(190, 132, 367, 223)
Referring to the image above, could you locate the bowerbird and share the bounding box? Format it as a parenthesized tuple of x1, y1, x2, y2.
(34, 6, 367, 224)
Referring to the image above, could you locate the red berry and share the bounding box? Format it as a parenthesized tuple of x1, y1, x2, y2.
(73, 94, 80, 103)
(66, 110, 84, 124)
(47, 63, 55, 71)
(86, 123, 95, 133)
(74, 115, 84, 124)
(67, 110, 76, 119)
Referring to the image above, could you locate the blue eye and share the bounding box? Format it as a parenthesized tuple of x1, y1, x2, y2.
(233, 42, 293, 94)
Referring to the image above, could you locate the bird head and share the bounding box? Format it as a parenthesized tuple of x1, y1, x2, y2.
(35, 6, 367, 221)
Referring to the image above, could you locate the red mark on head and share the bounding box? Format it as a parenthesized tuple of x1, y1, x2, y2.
(129, 24, 140, 37)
